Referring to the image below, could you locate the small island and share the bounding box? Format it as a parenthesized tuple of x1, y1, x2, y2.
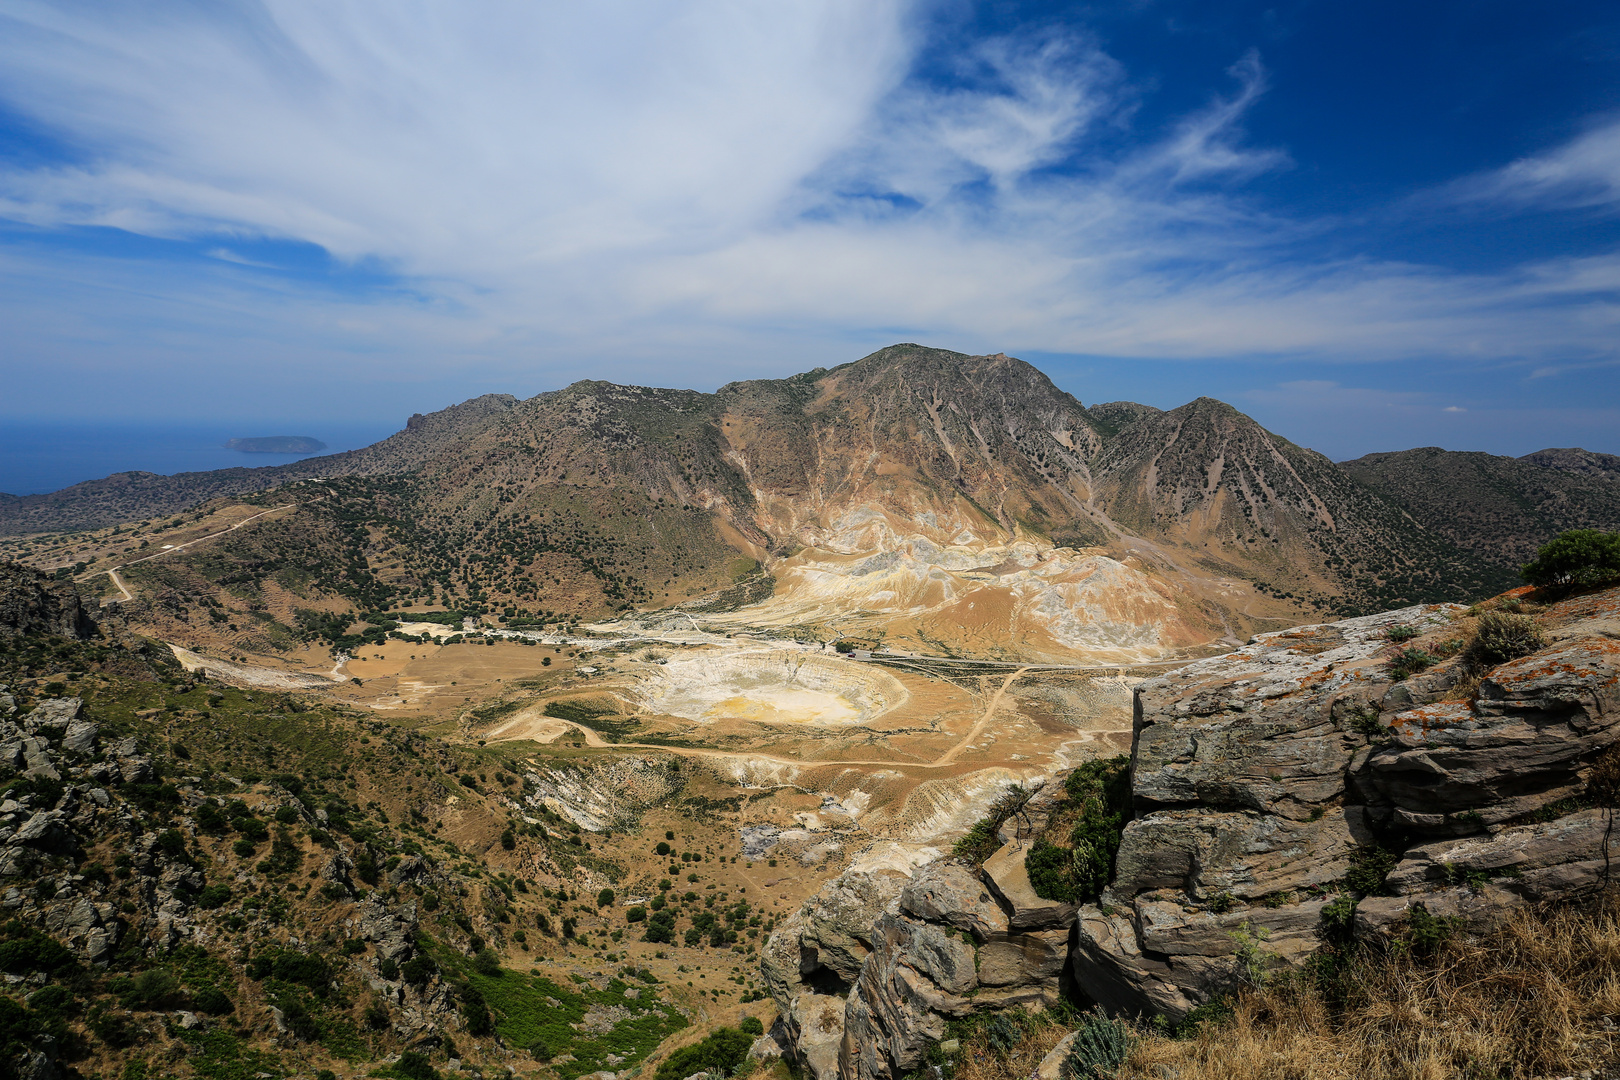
(224, 435, 327, 454)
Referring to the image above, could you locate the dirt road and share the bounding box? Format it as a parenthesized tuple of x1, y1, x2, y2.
(77, 503, 295, 602)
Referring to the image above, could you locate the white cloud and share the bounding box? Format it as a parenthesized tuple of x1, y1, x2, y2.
(0, 0, 1615, 419)
(0, 0, 914, 272)
(1451, 115, 1620, 210)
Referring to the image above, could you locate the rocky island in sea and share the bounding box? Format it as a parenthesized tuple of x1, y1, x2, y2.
(223, 434, 327, 453)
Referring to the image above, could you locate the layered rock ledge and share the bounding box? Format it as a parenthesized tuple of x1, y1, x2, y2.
(766, 585, 1620, 1080)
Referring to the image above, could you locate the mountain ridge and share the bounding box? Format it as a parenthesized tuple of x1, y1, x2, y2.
(4, 345, 1612, 664)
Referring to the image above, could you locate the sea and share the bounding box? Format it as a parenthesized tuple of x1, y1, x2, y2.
(0, 420, 400, 496)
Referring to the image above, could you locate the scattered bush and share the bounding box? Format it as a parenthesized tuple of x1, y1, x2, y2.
(192, 986, 234, 1016)
(460, 984, 493, 1036)
(1027, 757, 1131, 904)
(653, 1027, 753, 1080)
(1346, 845, 1399, 895)
(954, 785, 1036, 865)
(0, 931, 75, 976)
(115, 969, 183, 1011)
(1386, 647, 1435, 681)
(394, 1050, 439, 1080)
(402, 956, 437, 986)
(193, 884, 231, 910)
(1463, 611, 1547, 670)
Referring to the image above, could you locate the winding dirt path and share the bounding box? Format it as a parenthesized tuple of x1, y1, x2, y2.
(105, 568, 133, 603)
(76, 503, 295, 601)
(933, 665, 1030, 766)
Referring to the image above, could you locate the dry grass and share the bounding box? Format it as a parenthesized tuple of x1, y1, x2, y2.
(923, 898, 1620, 1080)
(1123, 897, 1620, 1080)
(947, 1013, 1077, 1080)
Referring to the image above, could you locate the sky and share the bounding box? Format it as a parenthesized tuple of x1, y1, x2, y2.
(1, 0, 1618, 482)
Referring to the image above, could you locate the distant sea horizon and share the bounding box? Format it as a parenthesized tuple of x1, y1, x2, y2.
(0, 420, 399, 496)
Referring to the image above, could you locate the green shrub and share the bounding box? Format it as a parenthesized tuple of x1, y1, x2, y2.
(740, 1015, 764, 1037)
(1386, 648, 1435, 681)
(1027, 757, 1131, 904)
(194, 884, 231, 910)
(953, 785, 1035, 864)
(460, 984, 493, 1036)
(117, 969, 182, 1010)
(268, 951, 330, 993)
(1464, 611, 1547, 670)
(1062, 1007, 1130, 1079)
(0, 931, 74, 975)
(401, 956, 437, 986)
(394, 1050, 439, 1080)
(472, 949, 502, 977)
(653, 1027, 753, 1080)
(1346, 845, 1399, 895)
(191, 986, 233, 1015)
(1320, 895, 1357, 943)
(1402, 902, 1463, 958)
(1522, 529, 1620, 590)
(1384, 624, 1419, 642)
(644, 909, 676, 944)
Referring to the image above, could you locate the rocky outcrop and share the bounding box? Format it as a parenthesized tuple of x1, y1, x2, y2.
(764, 805, 1080, 1080)
(769, 587, 1620, 1077)
(1075, 587, 1620, 1021)
(0, 563, 94, 640)
(521, 756, 685, 833)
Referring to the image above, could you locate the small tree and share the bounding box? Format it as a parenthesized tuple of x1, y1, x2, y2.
(1522, 529, 1620, 590)
(597, 888, 615, 908)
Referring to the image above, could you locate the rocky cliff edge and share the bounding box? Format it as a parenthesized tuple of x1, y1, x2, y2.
(764, 584, 1620, 1080)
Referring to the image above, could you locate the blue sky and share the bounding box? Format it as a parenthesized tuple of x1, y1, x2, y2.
(1, 0, 1617, 472)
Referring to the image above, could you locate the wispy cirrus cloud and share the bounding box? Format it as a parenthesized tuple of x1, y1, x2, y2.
(1447, 115, 1620, 211)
